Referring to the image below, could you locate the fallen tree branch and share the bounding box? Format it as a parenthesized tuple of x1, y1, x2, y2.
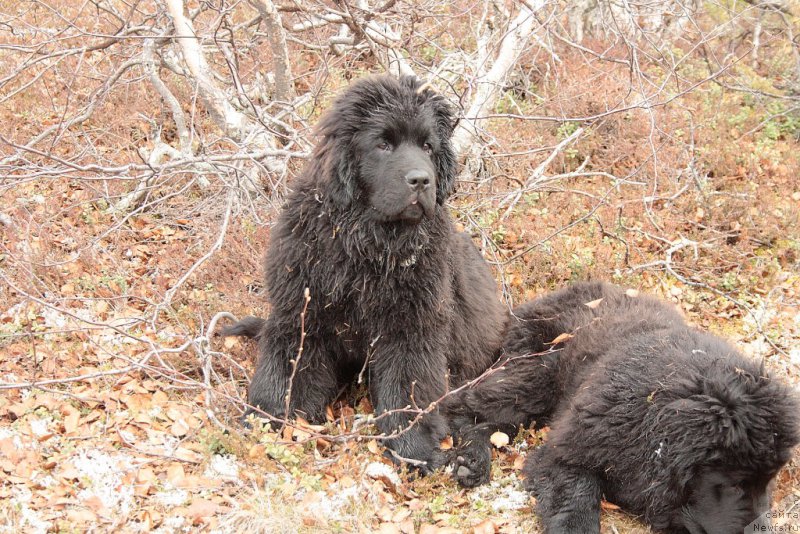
(452, 1, 547, 157)
(249, 0, 294, 103)
(499, 125, 585, 218)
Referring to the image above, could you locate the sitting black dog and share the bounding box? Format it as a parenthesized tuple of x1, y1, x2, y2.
(223, 75, 506, 471)
(447, 282, 799, 534)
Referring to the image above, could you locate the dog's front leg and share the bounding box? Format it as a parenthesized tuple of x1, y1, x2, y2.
(368, 340, 450, 473)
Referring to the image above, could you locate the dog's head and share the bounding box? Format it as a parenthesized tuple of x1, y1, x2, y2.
(315, 75, 458, 223)
(652, 347, 800, 533)
(679, 468, 777, 534)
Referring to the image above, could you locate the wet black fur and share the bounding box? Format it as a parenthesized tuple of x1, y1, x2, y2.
(224, 75, 507, 470)
(447, 282, 799, 533)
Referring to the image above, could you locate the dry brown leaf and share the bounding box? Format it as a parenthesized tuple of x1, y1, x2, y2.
(133, 411, 152, 425)
(584, 298, 603, 309)
(248, 444, 266, 459)
(439, 435, 453, 450)
(82, 495, 107, 514)
(58, 463, 80, 481)
(14, 461, 33, 479)
(377, 523, 402, 534)
(600, 500, 621, 510)
(512, 454, 526, 470)
(293, 427, 311, 442)
(0, 439, 23, 462)
(134, 482, 151, 498)
(135, 510, 161, 530)
(165, 406, 191, 421)
(185, 415, 202, 429)
(392, 508, 412, 522)
(550, 332, 574, 345)
(190, 475, 220, 489)
(63, 411, 80, 435)
(695, 207, 705, 221)
(135, 467, 156, 496)
(473, 518, 498, 534)
(151, 390, 168, 405)
(8, 401, 31, 419)
(490, 431, 509, 448)
(124, 393, 150, 411)
(166, 463, 186, 486)
(376, 505, 394, 522)
(66, 509, 97, 523)
(302, 516, 323, 527)
(170, 419, 190, 437)
(82, 410, 102, 424)
(358, 397, 374, 414)
(185, 498, 221, 520)
(301, 491, 322, 508)
(296, 418, 327, 432)
(94, 300, 109, 314)
(1, 459, 15, 474)
(399, 518, 415, 534)
(174, 447, 202, 463)
(407, 499, 424, 511)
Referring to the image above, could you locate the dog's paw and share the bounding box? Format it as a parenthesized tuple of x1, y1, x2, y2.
(450, 441, 491, 488)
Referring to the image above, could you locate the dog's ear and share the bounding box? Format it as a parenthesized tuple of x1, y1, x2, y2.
(320, 137, 357, 209)
(660, 369, 800, 466)
(669, 395, 751, 450)
(434, 130, 457, 205)
(650, 394, 751, 496)
(433, 101, 458, 205)
(313, 94, 359, 209)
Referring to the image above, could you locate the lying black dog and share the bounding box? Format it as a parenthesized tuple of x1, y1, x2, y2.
(448, 282, 799, 533)
(223, 75, 506, 471)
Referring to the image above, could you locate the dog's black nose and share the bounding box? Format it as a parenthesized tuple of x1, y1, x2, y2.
(405, 169, 431, 192)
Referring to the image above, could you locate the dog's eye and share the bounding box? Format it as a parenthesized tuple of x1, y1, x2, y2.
(732, 484, 746, 499)
(715, 483, 746, 500)
(377, 141, 392, 152)
(422, 142, 433, 155)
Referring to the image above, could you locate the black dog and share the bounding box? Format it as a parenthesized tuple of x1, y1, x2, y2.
(224, 75, 506, 470)
(448, 282, 799, 533)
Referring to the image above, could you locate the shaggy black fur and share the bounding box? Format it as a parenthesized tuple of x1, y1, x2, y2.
(224, 75, 506, 470)
(448, 282, 799, 533)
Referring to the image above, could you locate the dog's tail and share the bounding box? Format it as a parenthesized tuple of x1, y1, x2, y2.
(221, 316, 266, 339)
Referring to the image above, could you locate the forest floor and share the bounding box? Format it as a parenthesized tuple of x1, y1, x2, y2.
(2, 151, 799, 532)
(3, 12, 800, 532)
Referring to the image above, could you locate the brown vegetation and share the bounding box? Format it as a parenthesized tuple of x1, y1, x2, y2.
(1, 1, 799, 532)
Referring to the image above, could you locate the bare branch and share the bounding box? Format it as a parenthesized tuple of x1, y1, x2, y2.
(164, 0, 248, 137)
(452, 1, 547, 156)
(249, 0, 295, 103)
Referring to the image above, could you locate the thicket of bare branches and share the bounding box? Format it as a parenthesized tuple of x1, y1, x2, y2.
(1, 0, 799, 429)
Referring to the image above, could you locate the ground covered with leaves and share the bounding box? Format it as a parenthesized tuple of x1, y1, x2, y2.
(3, 2, 800, 533)
(3, 125, 800, 532)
